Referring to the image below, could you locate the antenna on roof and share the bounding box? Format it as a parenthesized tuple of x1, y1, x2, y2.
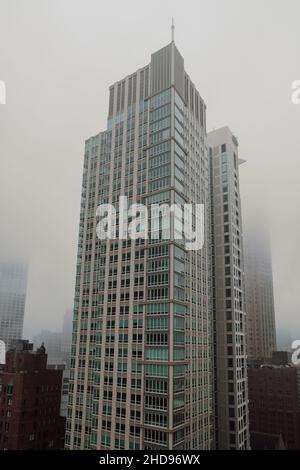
(171, 17, 175, 43)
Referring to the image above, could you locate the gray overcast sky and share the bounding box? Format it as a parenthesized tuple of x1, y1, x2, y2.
(0, 0, 299, 339)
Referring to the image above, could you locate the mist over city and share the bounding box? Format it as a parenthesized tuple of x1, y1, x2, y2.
(0, 0, 300, 457)
(1, 0, 299, 344)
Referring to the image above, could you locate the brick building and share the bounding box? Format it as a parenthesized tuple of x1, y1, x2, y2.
(248, 365, 300, 449)
(0, 340, 65, 449)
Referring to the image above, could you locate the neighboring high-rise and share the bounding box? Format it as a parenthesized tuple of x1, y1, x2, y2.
(0, 340, 65, 450)
(66, 39, 214, 450)
(248, 365, 300, 449)
(0, 261, 28, 349)
(244, 224, 277, 361)
(208, 127, 249, 449)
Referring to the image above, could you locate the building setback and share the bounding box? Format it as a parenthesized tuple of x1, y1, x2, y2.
(65, 39, 215, 450)
(208, 127, 249, 449)
(0, 340, 65, 450)
(248, 365, 300, 449)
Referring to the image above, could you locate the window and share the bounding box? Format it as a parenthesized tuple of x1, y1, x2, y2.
(174, 259, 185, 274)
(145, 364, 168, 377)
(145, 348, 168, 360)
(150, 89, 171, 110)
(174, 303, 186, 316)
(146, 316, 168, 330)
(147, 303, 169, 315)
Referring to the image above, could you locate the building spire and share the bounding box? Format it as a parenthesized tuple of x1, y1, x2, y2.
(171, 17, 175, 42)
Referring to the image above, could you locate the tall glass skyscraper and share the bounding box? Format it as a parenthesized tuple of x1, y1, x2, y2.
(0, 261, 28, 349)
(65, 40, 214, 450)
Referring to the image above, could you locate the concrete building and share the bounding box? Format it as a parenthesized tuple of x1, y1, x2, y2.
(0, 340, 65, 450)
(65, 38, 214, 450)
(208, 127, 249, 449)
(244, 223, 277, 361)
(0, 261, 28, 349)
(248, 365, 300, 449)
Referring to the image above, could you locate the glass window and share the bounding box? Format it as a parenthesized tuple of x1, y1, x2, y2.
(147, 303, 169, 315)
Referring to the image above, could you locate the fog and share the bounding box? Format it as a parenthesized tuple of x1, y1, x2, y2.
(0, 0, 299, 341)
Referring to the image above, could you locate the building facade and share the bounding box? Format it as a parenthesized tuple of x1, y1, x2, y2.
(248, 365, 300, 449)
(47, 364, 70, 418)
(0, 340, 65, 450)
(65, 40, 214, 450)
(62, 309, 73, 368)
(0, 261, 28, 349)
(244, 225, 277, 361)
(208, 127, 249, 449)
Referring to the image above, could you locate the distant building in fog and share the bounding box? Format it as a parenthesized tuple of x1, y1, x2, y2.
(33, 310, 72, 366)
(33, 330, 63, 365)
(0, 340, 65, 449)
(277, 329, 293, 352)
(0, 261, 28, 349)
(32, 310, 73, 420)
(244, 224, 277, 361)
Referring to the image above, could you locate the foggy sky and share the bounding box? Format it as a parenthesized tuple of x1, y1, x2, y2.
(0, 0, 299, 340)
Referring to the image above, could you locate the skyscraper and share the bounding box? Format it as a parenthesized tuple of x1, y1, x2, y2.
(244, 224, 277, 361)
(0, 261, 28, 349)
(65, 39, 214, 450)
(208, 127, 249, 449)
